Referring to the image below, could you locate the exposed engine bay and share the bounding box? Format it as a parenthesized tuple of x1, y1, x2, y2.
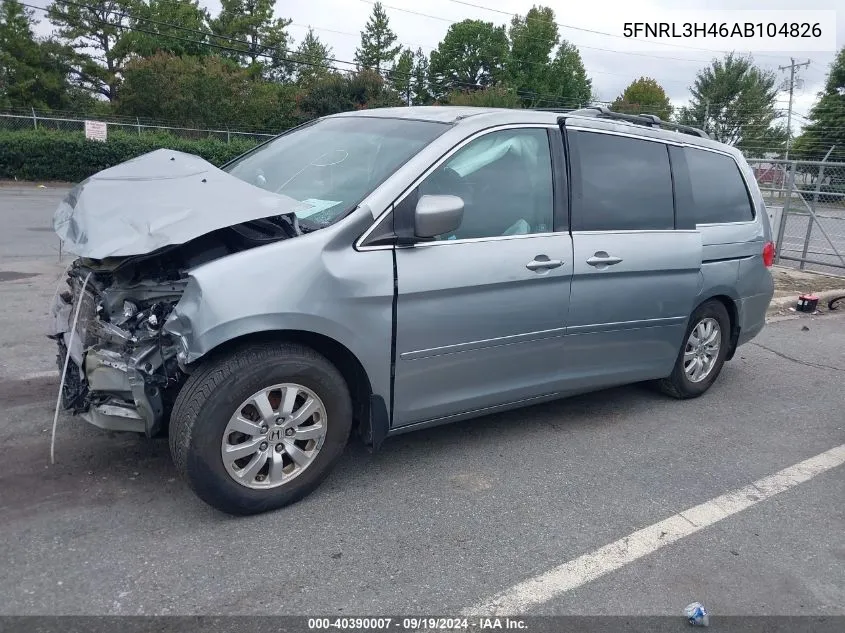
(49, 214, 302, 435)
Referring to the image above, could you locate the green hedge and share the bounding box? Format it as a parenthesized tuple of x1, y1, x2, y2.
(0, 129, 262, 182)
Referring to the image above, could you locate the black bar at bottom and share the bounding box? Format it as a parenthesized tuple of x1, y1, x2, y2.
(1, 616, 844, 633)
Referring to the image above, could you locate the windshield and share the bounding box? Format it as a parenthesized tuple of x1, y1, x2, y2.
(225, 116, 449, 227)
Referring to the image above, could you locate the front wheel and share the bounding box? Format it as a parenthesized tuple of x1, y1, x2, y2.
(169, 342, 352, 515)
(656, 300, 731, 399)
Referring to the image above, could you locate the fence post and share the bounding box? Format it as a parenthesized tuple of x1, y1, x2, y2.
(227, 127, 230, 144)
(137, 117, 141, 136)
(799, 161, 827, 269)
(774, 162, 794, 264)
(32, 107, 37, 130)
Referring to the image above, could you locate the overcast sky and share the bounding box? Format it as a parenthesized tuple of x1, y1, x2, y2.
(29, 0, 844, 131)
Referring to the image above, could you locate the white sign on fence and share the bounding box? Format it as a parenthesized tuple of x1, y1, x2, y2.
(767, 206, 783, 245)
(84, 120, 107, 142)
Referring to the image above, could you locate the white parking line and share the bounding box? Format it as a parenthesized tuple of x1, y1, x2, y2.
(465, 443, 845, 616)
(20, 370, 59, 380)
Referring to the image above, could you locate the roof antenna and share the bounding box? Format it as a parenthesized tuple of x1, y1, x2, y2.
(51, 271, 92, 464)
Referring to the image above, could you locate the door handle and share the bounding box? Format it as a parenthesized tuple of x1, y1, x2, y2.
(586, 252, 623, 267)
(526, 258, 563, 271)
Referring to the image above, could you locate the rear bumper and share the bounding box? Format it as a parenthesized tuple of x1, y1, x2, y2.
(737, 290, 774, 347)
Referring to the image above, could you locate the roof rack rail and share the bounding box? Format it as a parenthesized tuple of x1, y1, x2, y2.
(554, 106, 710, 139)
(526, 107, 577, 113)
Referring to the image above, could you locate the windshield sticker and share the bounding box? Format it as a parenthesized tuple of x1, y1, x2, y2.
(293, 198, 342, 218)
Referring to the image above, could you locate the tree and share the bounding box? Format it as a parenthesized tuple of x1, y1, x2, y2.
(447, 86, 519, 108)
(506, 5, 559, 107)
(677, 54, 786, 157)
(390, 47, 413, 105)
(116, 53, 299, 130)
(0, 0, 75, 110)
(119, 0, 212, 59)
(547, 40, 592, 108)
(354, 1, 400, 72)
(611, 76, 672, 119)
(411, 47, 432, 105)
(47, 0, 136, 101)
(298, 69, 402, 119)
(293, 27, 334, 87)
(428, 19, 508, 100)
(210, 0, 292, 75)
(792, 47, 845, 162)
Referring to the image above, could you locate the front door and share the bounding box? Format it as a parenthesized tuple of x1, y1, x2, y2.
(392, 127, 574, 427)
(563, 127, 703, 388)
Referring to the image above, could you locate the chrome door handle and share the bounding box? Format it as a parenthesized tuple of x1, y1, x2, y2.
(586, 253, 623, 267)
(526, 258, 563, 271)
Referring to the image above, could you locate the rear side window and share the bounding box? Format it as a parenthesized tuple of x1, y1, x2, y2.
(684, 148, 754, 223)
(569, 131, 674, 231)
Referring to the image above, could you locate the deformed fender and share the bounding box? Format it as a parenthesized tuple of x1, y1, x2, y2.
(163, 226, 395, 415)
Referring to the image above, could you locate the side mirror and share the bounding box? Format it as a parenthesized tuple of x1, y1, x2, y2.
(414, 195, 464, 239)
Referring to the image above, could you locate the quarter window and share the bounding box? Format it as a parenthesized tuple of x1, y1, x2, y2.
(417, 128, 554, 240)
(570, 131, 674, 231)
(684, 148, 754, 223)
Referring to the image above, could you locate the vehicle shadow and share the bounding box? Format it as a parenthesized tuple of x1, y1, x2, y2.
(0, 380, 689, 521)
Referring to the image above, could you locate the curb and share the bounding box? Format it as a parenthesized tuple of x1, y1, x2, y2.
(767, 288, 845, 314)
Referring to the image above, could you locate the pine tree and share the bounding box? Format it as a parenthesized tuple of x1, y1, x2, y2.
(210, 0, 291, 74)
(354, 1, 400, 73)
(412, 47, 432, 105)
(294, 27, 334, 87)
(390, 47, 413, 105)
(47, 0, 135, 100)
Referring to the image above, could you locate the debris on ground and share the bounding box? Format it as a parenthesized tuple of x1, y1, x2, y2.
(768, 266, 845, 317)
(797, 294, 819, 312)
(684, 602, 710, 627)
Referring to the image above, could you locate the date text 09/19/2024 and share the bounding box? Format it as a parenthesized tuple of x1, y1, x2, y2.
(307, 618, 528, 630)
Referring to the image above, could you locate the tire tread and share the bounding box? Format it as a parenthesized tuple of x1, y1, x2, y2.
(656, 300, 731, 400)
(169, 341, 349, 514)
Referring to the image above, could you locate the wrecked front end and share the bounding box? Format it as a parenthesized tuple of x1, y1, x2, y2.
(49, 260, 186, 435)
(48, 148, 306, 435)
(49, 213, 303, 435)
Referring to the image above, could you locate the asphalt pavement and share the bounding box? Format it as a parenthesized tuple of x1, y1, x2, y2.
(0, 184, 843, 618)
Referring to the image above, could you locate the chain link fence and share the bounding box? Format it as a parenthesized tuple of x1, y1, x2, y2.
(0, 108, 277, 143)
(4, 110, 844, 278)
(748, 158, 845, 277)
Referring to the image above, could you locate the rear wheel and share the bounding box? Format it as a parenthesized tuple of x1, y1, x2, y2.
(169, 341, 352, 515)
(657, 300, 731, 399)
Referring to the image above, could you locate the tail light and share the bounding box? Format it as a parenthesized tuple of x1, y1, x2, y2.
(762, 241, 775, 268)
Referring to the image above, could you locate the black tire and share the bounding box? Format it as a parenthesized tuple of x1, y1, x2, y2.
(169, 341, 352, 515)
(656, 300, 731, 399)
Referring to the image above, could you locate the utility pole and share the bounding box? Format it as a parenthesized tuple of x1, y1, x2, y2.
(779, 57, 810, 161)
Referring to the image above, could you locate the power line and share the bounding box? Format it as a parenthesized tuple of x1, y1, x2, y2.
(27, 1, 824, 118)
(36, 0, 599, 107)
(367, 0, 722, 81)
(366, 0, 713, 65)
(442, 0, 795, 61)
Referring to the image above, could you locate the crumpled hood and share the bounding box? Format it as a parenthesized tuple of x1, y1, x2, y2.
(54, 149, 303, 259)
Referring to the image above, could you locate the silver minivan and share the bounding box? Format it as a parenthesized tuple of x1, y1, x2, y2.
(51, 106, 775, 514)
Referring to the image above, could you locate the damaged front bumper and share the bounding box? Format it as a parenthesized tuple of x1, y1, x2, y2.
(49, 267, 186, 436)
